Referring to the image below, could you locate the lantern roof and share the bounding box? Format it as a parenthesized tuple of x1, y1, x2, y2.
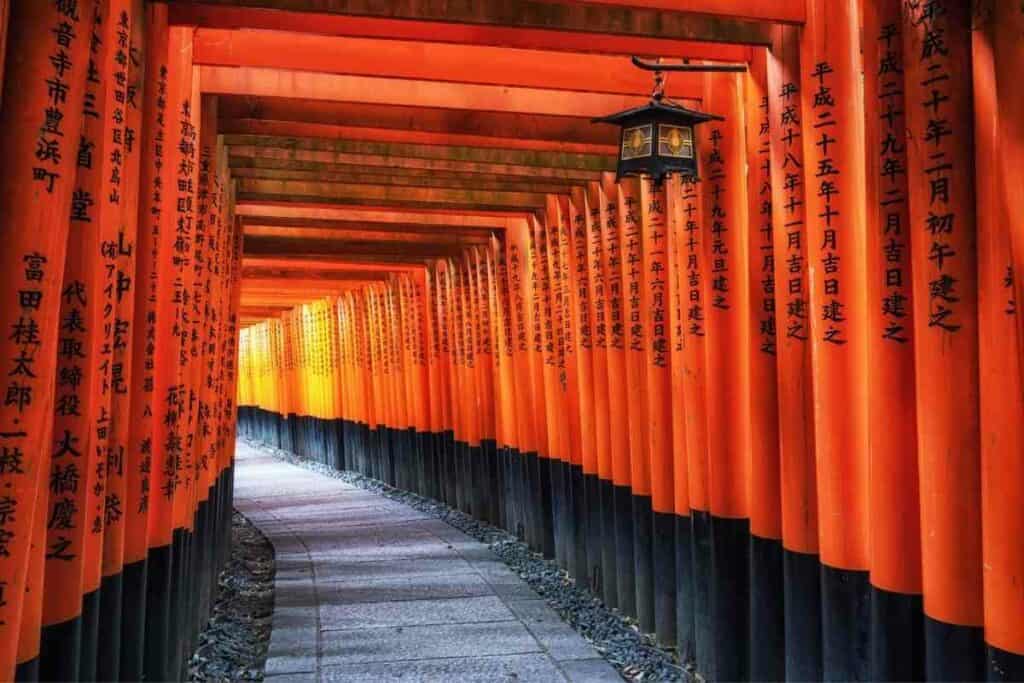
(591, 98, 724, 126)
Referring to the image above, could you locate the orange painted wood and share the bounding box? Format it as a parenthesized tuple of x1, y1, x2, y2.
(861, 0, 921, 597)
(40, 0, 114, 630)
(990, 1, 1024, 657)
(799, 0, 869, 572)
(664, 174, 689, 517)
(193, 29, 701, 97)
(640, 178, 673, 515)
(168, 4, 756, 59)
(599, 175, 630, 490)
(902, 0, 982, 629)
(126, 0, 169, 567)
(743, 51, 781, 541)
(583, 184, 612, 483)
(701, 71, 750, 521)
(617, 178, 650, 498)
(0, 0, 97, 671)
(554, 0, 804, 23)
(200, 66, 679, 119)
(221, 118, 619, 156)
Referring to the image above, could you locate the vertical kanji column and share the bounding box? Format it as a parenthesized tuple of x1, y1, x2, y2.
(862, 1, 924, 679)
(744, 49, 784, 682)
(903, 2, 984, 678)
(0, 2, 95, 678)
(766, 24, 820, 681)
(800, 1, 871, 678)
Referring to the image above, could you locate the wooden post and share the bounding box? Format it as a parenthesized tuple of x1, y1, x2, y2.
(902, 2, 984, 678)
(0, 1, 96, 676)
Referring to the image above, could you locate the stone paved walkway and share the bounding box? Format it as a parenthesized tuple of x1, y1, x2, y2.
(233, 441, 622, 682)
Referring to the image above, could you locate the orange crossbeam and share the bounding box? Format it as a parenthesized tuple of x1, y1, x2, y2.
(199, 66, 689, 118)
(169, 4, 758, 57)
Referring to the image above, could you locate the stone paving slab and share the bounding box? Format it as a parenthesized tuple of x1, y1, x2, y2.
(233, 441, 620, 682)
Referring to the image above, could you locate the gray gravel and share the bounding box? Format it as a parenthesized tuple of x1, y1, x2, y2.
(188, 510, 275, 682)
(244, 438, 691, 682)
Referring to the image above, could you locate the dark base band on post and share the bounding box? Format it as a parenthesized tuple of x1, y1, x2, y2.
(821, 564, 870, 681)
(582, 473, 602, 596)
(596, 479, 617, 610)
(924, 615, 985, 682)
(537, 456, 556, 559)
(549, 458, 565, 568)
(78, 587, 101, 682)
(709, 515, 750, 682)
(97, 571, 124, 681)
(988, 645, 1024, 682)
(13, 658, 38, 683)
(652, 510, 677, 647)
(143, 543, 173, 683)
(749, 534, 785, 682)
(675, 514, 695, 667)
(869, 584, 924, 682)
(570, 464, 587, 587)
(690, 510, 713, 675)
(783, 547, 823, 682)
(38, 615, 81, 682)
(632, 493, 655, 634)
(613, 483, 634, 617)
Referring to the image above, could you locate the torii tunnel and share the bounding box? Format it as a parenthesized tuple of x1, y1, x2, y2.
(1, 0, 1023, 681)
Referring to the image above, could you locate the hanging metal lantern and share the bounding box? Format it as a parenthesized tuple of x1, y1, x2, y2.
(593, 57, 739, 183)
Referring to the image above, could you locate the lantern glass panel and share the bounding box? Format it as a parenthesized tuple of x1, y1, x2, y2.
(658, 124, 694, 159)
(621, 123, 653, 160)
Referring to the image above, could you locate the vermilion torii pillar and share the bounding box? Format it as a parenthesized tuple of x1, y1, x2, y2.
(903, 1, 984, 679)
(0, 1, 96, 679)
(800, 1, 871, 678)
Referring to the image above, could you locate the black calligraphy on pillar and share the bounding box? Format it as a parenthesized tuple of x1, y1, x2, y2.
(683, 180, 704, 337)
(647, 194, 668, 368)
(876, 22, 912, 344)
(810, 61, 847, 345)
(910, 0, 962, 333)
(705, 127, 730, 311)
(624, 196, 644, 353)
(777, 79, 808, 341)
(756, 95, 777, 355)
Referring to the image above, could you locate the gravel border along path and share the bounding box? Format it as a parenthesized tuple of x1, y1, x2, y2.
(189, 510, 276, 682)
(243, 438, 691, 682)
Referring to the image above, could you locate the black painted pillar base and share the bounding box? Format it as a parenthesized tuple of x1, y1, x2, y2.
(143, 543, 173, 683)
(613, 484, 634, 617)
(749, 534, 785, 682)
(652, 510, 677, 647)
(581, 474, 602, 595)
(600, 478, 619, 609)
(13, 658, 38, 682)
(78, 587, 101, 681)
(783, 547, 823, 682)
(869, 584, 924, 682)
(537, 456, 556, 559)
(710, 515, 750, 682)
(924, 616, 985, 682)
(633, 494, 655, 634)
(39, 616, 81, 682)
(550, 458, 566, 569)
(569, 464, 587, 588)
(691, 510, 714, 677)
(989, 645, 1024, 682)
(675, 514, 696, 667)
(821, 564, 870, 681)
(524, 451, 540, 550)
(96, 571, 124, 681)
